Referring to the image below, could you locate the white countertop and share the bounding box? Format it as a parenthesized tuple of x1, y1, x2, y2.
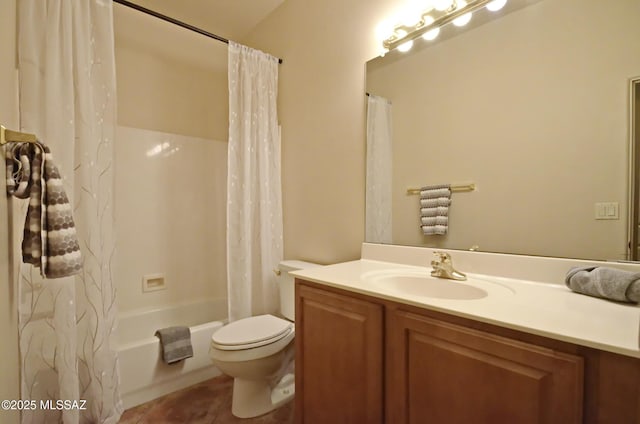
(291, 258, 640, 358)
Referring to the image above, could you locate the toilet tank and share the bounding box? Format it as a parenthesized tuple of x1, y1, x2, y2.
(278, 260, 321, 321)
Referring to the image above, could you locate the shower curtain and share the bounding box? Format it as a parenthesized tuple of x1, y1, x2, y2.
(227, 41, 283, 322)
(15, 1, 121, 422)
(366, 94, 393, 244)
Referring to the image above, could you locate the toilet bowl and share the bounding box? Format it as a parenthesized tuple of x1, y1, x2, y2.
(209, 260, 320, 418)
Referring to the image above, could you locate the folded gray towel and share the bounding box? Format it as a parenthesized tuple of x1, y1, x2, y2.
(155, 326, 194, 364)
(420, 206, 450, 217)
(419, 184, 451, 236)
(565, 266, 640, 303)
(421, 216, 448, 226)
(420, 198, 451, 208)
(419, 187, 451, 199)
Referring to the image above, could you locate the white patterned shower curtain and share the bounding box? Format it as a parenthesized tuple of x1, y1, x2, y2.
(14, 1, 122, 423)
(227, 41, 283, 322)
(366, 94, 393, 244)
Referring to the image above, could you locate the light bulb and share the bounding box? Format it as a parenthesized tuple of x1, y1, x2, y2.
(422, 27, 440, 41)
(398, 40, 414, 52)
(401, 12, 421, 28)
(421, 16, 439, 41)
(453, 0, 472, 26)
(376, 19, 395, 42)
(486, 0, 507, 11)
(422, 15, 435, 27)
(400, 2, 424, 27)
(433, 0, 454, 11)
(453, 12, 472, 26)
(409, 0, 431, 11)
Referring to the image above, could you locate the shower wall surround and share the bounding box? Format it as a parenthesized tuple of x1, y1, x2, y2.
(114, 3, 230, 315)
(115, 126, 227, 314)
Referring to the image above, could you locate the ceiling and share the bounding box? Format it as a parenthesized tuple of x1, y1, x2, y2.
(122, 0, 285, 41)
(113, 0, 285, 71)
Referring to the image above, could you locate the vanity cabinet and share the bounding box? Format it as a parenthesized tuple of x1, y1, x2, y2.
(295, 279, 640, 424)
(295, 283, 384, 424)
(386, 309, 583, 424)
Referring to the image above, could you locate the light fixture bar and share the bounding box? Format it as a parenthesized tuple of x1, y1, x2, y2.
(383, 0, 493, 51)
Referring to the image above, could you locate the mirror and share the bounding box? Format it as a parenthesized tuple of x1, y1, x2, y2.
(365, 0, 640, 261)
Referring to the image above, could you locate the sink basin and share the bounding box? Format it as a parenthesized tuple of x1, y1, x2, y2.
(361, 269, 512, 300)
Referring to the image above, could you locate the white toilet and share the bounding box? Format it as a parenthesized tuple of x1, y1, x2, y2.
(209, 260, 319, 418)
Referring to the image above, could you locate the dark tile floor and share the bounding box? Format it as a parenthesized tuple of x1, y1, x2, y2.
(119, 375, 294, 424)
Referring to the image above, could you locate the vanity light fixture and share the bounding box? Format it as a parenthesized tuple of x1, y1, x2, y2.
(382, 0, 507, 53)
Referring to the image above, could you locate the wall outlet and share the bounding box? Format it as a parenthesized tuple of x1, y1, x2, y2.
(142, 273, 166, 292)
(594, 202, 619, 220)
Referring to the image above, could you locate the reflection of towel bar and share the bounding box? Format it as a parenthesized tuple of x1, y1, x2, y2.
(0, 125, 38, 145)
(407, 183, 476, 195)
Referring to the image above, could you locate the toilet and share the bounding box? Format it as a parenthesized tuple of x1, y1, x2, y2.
(209, 260, 320, 418)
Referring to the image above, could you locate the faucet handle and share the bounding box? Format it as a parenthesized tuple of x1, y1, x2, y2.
(431, 250, 466, 281)
(433, 251, 451, 262)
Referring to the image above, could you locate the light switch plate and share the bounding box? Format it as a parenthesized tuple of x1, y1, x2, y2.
(595, 202, 619, 220)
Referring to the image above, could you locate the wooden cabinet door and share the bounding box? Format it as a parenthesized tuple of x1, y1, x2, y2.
(386, 310, 584, 424)
(295, 282, 384, 424)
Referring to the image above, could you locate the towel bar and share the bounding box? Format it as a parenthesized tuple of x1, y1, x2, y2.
(0, 125, 38, 145)
(407, 183, 476, 195)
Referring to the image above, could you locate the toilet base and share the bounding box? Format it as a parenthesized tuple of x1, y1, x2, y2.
(231, 373, 295, 418)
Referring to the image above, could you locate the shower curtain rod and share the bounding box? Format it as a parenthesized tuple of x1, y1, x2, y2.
(113, 0, 283, 64)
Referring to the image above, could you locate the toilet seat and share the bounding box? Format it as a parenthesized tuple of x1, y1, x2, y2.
(211, 314, 293, 351)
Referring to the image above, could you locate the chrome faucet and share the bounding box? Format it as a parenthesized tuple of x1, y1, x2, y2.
(430, 251, 467, 281)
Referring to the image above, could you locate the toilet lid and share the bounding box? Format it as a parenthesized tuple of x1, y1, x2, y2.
(211, 314, 293, 349)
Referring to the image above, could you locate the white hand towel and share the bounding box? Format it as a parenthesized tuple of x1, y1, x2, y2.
(420, 187, 451, 199)
(421, 216, 449, 226)
(420, 197, 451, 208)
(422, 225, 448, 235)
(420, 206, 450, 217)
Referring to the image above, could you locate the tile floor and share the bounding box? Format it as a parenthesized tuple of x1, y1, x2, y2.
(119, 375, 294, 424)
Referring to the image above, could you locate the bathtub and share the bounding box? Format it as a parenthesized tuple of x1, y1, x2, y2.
(117, 298, 227, 409)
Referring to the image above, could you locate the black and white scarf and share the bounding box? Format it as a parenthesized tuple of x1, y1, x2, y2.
(5, 142, 82, 278)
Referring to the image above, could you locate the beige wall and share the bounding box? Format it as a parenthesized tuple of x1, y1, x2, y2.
(114, 4, 228, 141)
(0, 0, 21, 421)
(367, 0, 639, 260)
(243, 0, 399, 264)
(246, 0, 640, 263)
(115, 44, 228, 141)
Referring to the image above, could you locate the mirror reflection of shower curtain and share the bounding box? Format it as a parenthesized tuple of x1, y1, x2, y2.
(227, 41, 283, 322)
(16, 1, 122, 423)
(366, 95, 393, 244)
